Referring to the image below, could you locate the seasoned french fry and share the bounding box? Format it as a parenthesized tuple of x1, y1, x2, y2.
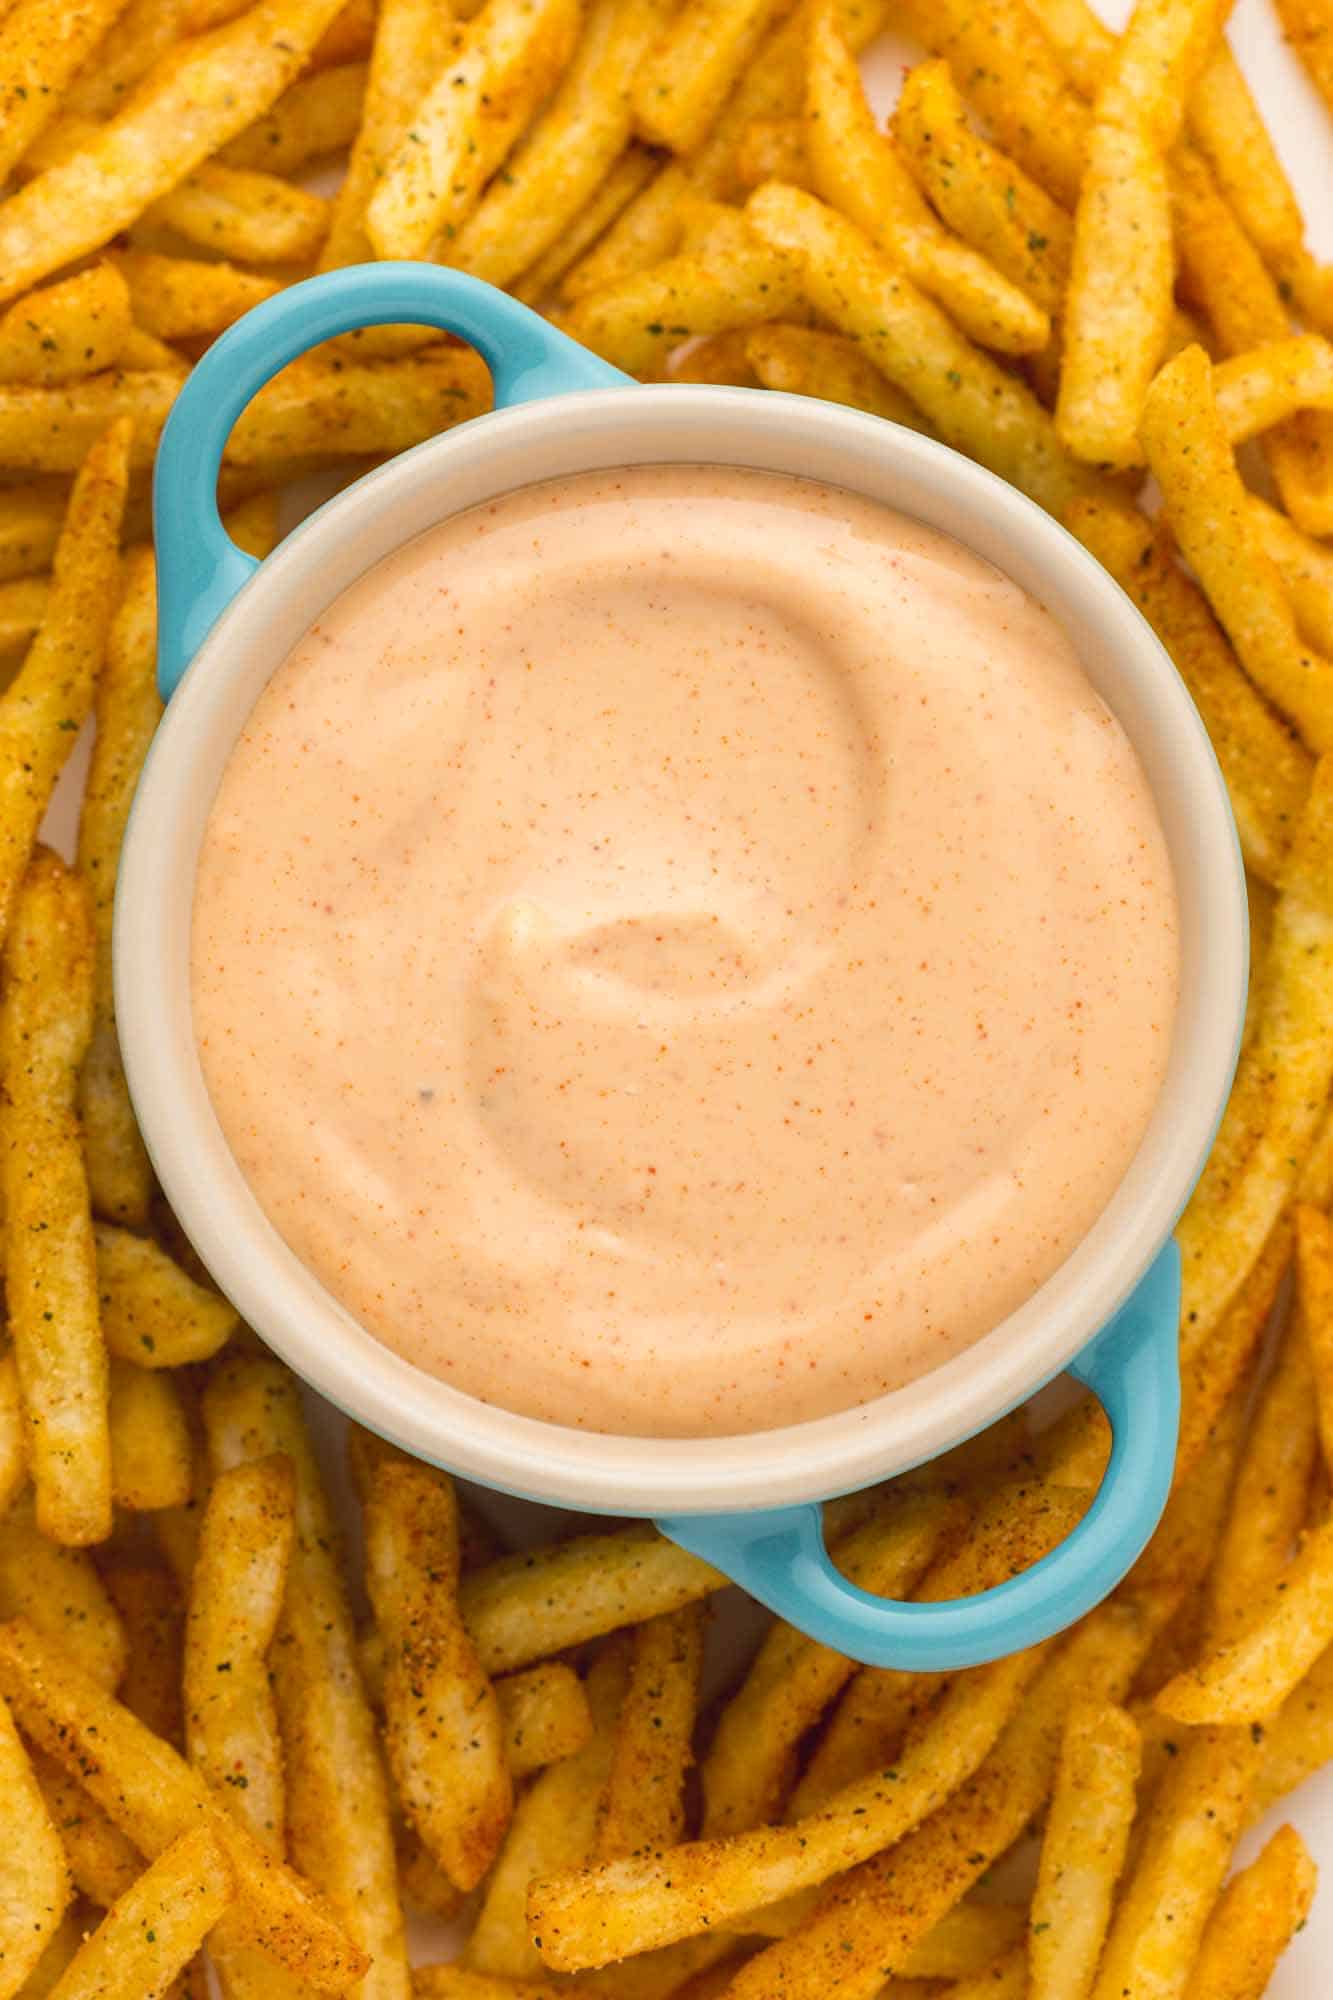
(460, 1528, 724, 1678)
(25, 1745, 141, 1908)
(1276, 0, 1333, 111)
(1250, 496, 1333, 659)
(44, 1824, 232, 2000)
(745, 182, 1105, 516)
(1065, 496, 1311, 886)
(0, 576, 48, 660)
(145, 163, 330, 266)
(0, 1690, 71, 1993)
(202, 1358, 409, 1999)
(1249, 1640, 1333, 1823)
(744, 323, 927, 428)
(222, 60, 367, 174)
(515, 144, 660, 303)
(1, 853, 106, 1547)
(1158, 1513, 1333, 1723)
(0, 0, 132, 185)
(0, 373, 180, 475)
(1099, 0, 1228, 142)
(0, 270, 133, 390)
(0, 0, 350, 306)
(734, 114, 810, 190)
(1213, 335, 1333, 443)
(95, 1225, 237, 1368)
(468, 1642, 629, 1981)
(107, 1362, 192, 1512)
(61, 0, 190, 121)
(496, 1662, 592, 1777)
(632, 0, 788, 154)
(366, 0, 579, 262)
(529, 1648, 1041, 1971)
(1184, 1822, 1317, 2000)
(226, 347, 491, 464)
(1029, 1702, 1141, 2000)
(99, 1563, 184, 1746)
(1299, 1204, 1333, 1477)
(109, 254, 279, 343)
(593, 1601, 705, 1861)
(666, 326, 763, 384)
(0, 1617, 368, 1990)
(0, 488, 66, 586)
(1189, 42, 1310, 281)
(365, 1455, 510, 1893)
(185, 1455, 294, 1856)
(0, 1497, 124, 1689)
(805, 5, 1050, 356)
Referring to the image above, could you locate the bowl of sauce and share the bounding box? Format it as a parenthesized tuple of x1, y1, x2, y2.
(118, 267, 1246, 1667)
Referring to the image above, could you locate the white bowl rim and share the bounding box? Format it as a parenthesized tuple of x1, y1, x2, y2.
(116, 384, 1247, 1515)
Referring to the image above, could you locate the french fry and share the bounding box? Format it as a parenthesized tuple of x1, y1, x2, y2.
(744, 323, 928, 428)
(25, 1745, 141, 1908)
(1188, 42, 1310, 281)
(1176, 759, 1333, 1355)
(145, 163, 330, 266)
(95, 1225, 237, 1369)
(0, 1346, 23, 1519)
(0, 1617, 368, 1989)
(734, 114, 809, 190)
(633, 0, 791, 155)
(117, 329, 187, 376)
(1099, 0, 1228, 142)
(805, 5, 1049, 357)
(891, 60, 1072, 316)
(1249, 1640, 1333, 1823)
(43, 1824, 232, 2000)
(667, 327, 763, 385)
(700, 1488, 953, 1836)
(1213, 335, 1333, 443)
(0, 1497, 125, 1690)
(460, 1527, 724, 1678)
(1, 853, 106, 1547)
(1299, 1204, 1333, 1477)
(99, 1564, 184, 1746)
(1275, 0, 1333, 112)
(467, 1641, 630, 1981)
(0, 270, 133, 390)
(744, 182, 1106, 516)
(528, 1648, 1041, 1971)
(222, 60, 367, 175)
(593, 1601, 705, 1861)
(61, 0, 189, 121)
(225, 347, 491, 463)
(1250, 496, 1333, 659)
(365, 1455, 511, 1892)
(109, 254, 280, 344)
(515, 144, 660, 303)
(365, 0, 580, 262)
(0, 0, 132, 186)
(1064, 496, 1312, 886)
(496, 1662, 592, 1777)
(0, 1689, 71, 1994)
(184, 1455, 294, 1856)
(0, 373, 180, 475)
(107, 1363, 192, 1513)
(1184, 1822, 1317, 2000)
(0, 0, 351, 306)
(1028, 1702, 1141, 2000)
(0, 489, 66, 586)
(0, 576, 48, 660)
(202, 1358, 410, 2000)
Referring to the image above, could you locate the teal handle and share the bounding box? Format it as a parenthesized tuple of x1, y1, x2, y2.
(153, 264, 630, 700)
(658, 1241, 1181, 1669)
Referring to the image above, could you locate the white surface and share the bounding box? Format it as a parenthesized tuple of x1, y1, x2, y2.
(38, 0, 1333, 1984)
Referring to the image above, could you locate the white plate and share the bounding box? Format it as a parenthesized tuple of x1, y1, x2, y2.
(40, 1, 1333, 1984)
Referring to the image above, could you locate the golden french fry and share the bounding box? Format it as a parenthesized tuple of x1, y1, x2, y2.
(460, 1528, 724, 1678)
(0, 1617, 368, 1990)
(701, 1489, 953, 1836)
(0, 575, 48, 659)
(806, 4, 1049, 357)
(202, 1358, 410, 1999)
(1064, 496, 1312, 886)
(1213, 335, 1333, 443)
(593, 1601, 705, 1861)
(185, 1455, 294, 1856)
(25, 1744, 141, 1907)
(1029, 1702, 1141, 2000)
(1097, 0, 1228, 143)
(0, 372, 180, 474)
(667, 327, 764, 385)
(222, 60, 366, 174)
(44, 1824, 232, 2000)
(0, 488, 66, 586)
(734, 114, 809, 190)
(631, 0, 787, 154)
(0, 269, 133, 389)
(0, 0, 132, 184)
(108, 1361, 192, 1512)
(1189, 42, 1309, 279)
(226, 347, 491, 464)
(1299, 1203, 1333, 1477)
(468, 1642, 629, 1981)
(516, 144, 660, 304)
(1, 854, 106, 1547)
(145, 163, 330, 266)
(0, 1345, 23, 1519)
(0, 1690, 71, 1992)
(1248, 1640, 1333, 1824)
(61, 0, 190, 121)
(1176, 759, 1333, 1353)
(1275, 0, 1333, 111)
(0, 1496, 124, 1689)
(1250, 496, 1333, 658)
(117, 329, 187, 376)
(1184, 1822, 1317, 2000)
(0, 0, 350, 306)
(745, 181, 1105, 516)
(365, 1455, 510, 1892)
(496, 1662, 592, 1777)
(109, 254, 279, 342)
(1056, 114, 1172, 469)
(1026, 0, 1115, 90)
(365, 0, 580, 262)
(99, 1563, 184, 1746)
(529, 1648, 1040, 1972)
(95, 1224, 237, 1369)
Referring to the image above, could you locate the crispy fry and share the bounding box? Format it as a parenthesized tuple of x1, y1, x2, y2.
(110, 253, 280, 344)
(1189, 42, 1309, 279)
(1097, 0, 1227, 143)
(1299, 1203, 1333, 1476)
(633, 0, 790, 154)
(44, 1825, 232, 2000)
(1250, 496, 1333, 658)
(1249, 1640, 1333, 1822)
(1, 853, 106, 1547)
(365, 0, 580, 261)
(1015, 0, 1114, 94)
(365, 1455, 510, 1893)
(226, 347, 491, 463)
(1158, 1513, 1333, 1723)
(0, 1618, 367, 1989)
(516, 144, 660, 303)
(667, 327, 763, 384)
(1213, 335, 1333, 443)
(99, 1563, 184, 1746)
(744, 323, 927, 428)
(0, 373, 179, 475)
(222, 60, 367, 174)
(805, 5, 1049, 356)
(25, 1746, 140, 1908)
(107, 1363, 192, 1512)
(95, 1225, 237, 1368)
(1184, 1823, 1317, 2000)
(593, 1601, 705, 1861)
(1029, 1702, 1141, 2000)
(733, 114, 809, 189)
(0, 576, 48, 661)
(0, 489, 66, 586)
(0, 0, 131, 185)
(185, 1455, 294, 1856)
(202, 1358, 409, 1999)
(0, 1688, 71, 1993)
(0, 0, 350, 306)
(495, 1662, 592, 1777)
(61, 0, 189, 120)
(1064, 496, 1311, 886)
(146, 163, 330, 266)
(0, 1497, 124, 1689)
(0, 271, 133, 390)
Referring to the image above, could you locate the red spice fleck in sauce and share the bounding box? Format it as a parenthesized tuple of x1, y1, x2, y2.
(192, 466, 1178, 1436)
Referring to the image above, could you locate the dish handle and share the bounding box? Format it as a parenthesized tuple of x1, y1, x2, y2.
(657, 1240, 1181, 1670)
(153, 264, 630, 701)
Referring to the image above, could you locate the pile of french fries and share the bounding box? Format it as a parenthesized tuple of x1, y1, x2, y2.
(1, 0, 1333, 1992)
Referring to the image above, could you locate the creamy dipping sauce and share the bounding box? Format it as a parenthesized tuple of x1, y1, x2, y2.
(192, 466, 1178, 1436)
